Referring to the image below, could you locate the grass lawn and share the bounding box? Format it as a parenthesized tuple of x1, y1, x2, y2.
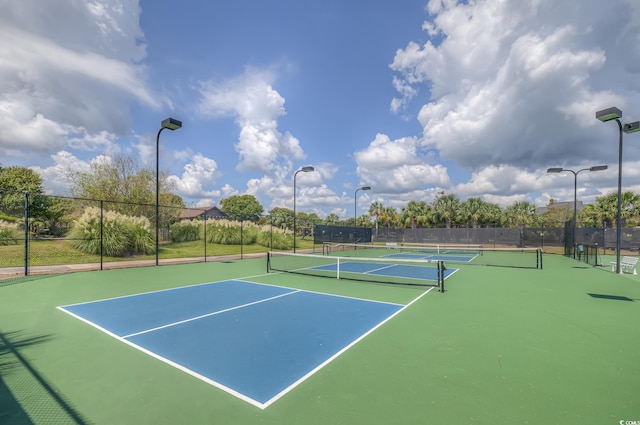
(0, 238, 317, 268)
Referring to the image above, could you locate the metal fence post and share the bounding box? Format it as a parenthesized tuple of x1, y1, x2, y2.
(24, 191, 29, 276)
(100, 200, 103, 271)
(204, 212, 207, 262)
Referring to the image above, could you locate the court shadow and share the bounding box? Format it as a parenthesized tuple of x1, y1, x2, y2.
(0, 331, 92, 424)
(587, 293, 635, 302)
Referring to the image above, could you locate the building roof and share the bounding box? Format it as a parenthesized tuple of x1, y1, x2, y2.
(537, 200, 584, 214)
(179, 206, 228, 220)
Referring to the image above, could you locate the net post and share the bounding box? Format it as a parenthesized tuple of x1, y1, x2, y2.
(267, 252, 271, 273)
(535, 248, 542, 269)
(439, 260, 445, 293)
(336, 257, 340, 280)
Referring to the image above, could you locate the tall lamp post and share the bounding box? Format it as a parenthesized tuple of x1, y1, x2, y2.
(354, 186, 371, 226)
(156, 117, 182, 266)
(293, 166, 314, 252)
(596, 107, 640, 273)
(547, 165, 608, 257)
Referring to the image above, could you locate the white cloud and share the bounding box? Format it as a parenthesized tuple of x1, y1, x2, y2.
(354, 133, 451, 195)
(30, 151, 92, 195)
(197, 68, 306, 175)
(391, 0, 640, 176)
(167, 154, 221, 199)
(0, 0, 157, 161)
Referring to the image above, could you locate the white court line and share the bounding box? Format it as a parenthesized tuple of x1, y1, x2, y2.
(122, 289, 301, 339)
(57, 278, 438, 409)
(360, 263, 397, 275)
(261, 285, 437, 409)
(233, 279, 404, 307)
(57, 304, 265, 409)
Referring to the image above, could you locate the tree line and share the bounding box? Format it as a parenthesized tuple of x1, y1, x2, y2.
(2, 158, 640, 236)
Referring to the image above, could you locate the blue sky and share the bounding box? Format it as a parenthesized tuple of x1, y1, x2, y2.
(1, 0, 640, 218)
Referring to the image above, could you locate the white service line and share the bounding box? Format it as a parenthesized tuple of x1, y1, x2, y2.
(122, 289, 301, 339)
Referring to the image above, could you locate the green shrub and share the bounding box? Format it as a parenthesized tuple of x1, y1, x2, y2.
(0, 220, 22, 245)
(205, 219, 258, 245)
(126, 216, 155, 255)
(169, 220, 201, 243)
(257, 225, 293, 250)
(69, 207, 154, 256)
(0, 214, 18, 223)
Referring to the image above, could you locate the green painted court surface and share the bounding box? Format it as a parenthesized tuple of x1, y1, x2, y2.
(1, 253, 639, 424)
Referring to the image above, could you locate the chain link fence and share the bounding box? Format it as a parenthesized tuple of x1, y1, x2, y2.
(3, 189, 640, 278)
(0, 191, 290, 279)
(371, 224, 640, 255)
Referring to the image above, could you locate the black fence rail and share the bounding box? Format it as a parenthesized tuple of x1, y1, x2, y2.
(0, 190, 298, 279)
(371, 226, 566, 249)
(3, 189, 640, 278)
(313, 225, 372, 244)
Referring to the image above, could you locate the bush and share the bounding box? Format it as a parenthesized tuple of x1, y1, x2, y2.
(0, 220, 22, 245)
(126, 216, 155, 255)
(0, 214, 18, 223)
(257, 225, 293, 250)
(69, 207, 154, 256)
(169, 220, 201, 243)
(205, 219, 258, 245)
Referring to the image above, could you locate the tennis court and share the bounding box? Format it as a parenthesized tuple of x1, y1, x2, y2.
(1, 252, 639, 424)
(58, 279, 410, 409)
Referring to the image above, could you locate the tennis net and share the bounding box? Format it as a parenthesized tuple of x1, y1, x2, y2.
(324, 243, 543, 269)
(267, 251, 445, 290)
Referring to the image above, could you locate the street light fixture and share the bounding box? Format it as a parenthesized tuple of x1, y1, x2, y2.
(596, 107, 640, 273)
(354, 186, 371, 227)
(156, 117, 182, 266)
(547, 165, 608, 257)
(293, 166, 314, 252)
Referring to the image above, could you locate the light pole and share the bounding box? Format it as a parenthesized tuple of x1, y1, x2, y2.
(353, 186, 371, 238)
(156, 117, 182, 266)
(547, 165, 608, 257)
(596, 107, 640, 273)
(293, 166, 314, 252)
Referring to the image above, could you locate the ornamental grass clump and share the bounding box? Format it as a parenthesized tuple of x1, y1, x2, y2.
(205, 219, 258, 245)
(0, 221, 22, 245)
(169, 220, 201, 243)
(257, 225, 293, 250)
(126, 215, 155, 255)
(69, 207, 154, 256)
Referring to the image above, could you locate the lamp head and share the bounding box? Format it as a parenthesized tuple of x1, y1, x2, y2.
(589, 165, 608, 172)
(361, 186, 371, 191)
(623, 121, 640, 134)
(161, 117, 182, 130)
(595, 107, 622, 122)
(300, 166, 314, 172)
(547, 168, 563, 173)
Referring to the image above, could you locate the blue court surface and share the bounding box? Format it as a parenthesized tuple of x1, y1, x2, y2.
(58, 279, 414, 409)
(311, 260, 457, 281)
(384, 252, 476, 263)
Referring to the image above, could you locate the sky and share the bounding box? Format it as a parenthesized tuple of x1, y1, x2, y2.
(1, 0, 640, 219)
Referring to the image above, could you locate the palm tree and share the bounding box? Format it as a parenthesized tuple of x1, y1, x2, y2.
(432, 193, 461, 228)
(356, 214, 372, 227)
(380, 206, 400, 229)
(589, 191, 640, 227)
(401, 200, 430, 229)
(460, 197, 486, 228)
(368, 201, 384, 235)
(325, 213, 340, 225)
(503, 201, 538, 228)
(483, 202, 503, 227)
